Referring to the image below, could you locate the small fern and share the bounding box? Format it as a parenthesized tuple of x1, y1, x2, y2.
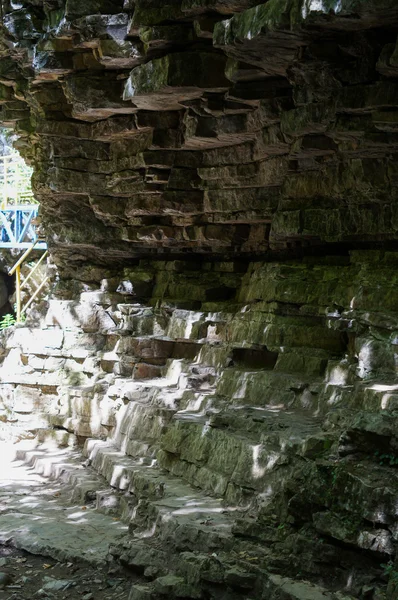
(0, 314, 16, 329)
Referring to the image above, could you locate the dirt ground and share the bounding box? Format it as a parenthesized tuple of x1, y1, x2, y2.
(0, 545, 136, 600)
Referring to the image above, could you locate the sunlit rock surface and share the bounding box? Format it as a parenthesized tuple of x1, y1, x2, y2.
(0, 1, 397, 599)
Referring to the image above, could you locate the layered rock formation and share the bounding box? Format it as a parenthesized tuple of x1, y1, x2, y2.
(0, 1, 397, 599)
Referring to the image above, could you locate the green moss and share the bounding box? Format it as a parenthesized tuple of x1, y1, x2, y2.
(132, 4, 183, 27)
(126, 56, 170, 96)
(214, 0, 292, 46)
(125, 52, 228, 97)
(44, 8, 65, 30)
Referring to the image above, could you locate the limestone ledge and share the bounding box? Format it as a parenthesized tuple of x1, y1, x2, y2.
(0, 254, 397, 598)
(0, 1, 397, 272)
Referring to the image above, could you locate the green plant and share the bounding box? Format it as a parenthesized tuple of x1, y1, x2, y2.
(381, 562, 398, 583)
(374, 451, 398, 467)
(0, 314, 16, 329)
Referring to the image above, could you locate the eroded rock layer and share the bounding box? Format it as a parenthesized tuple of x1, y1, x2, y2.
(0, 1, 397, 599)
(0, 0, 396, 274)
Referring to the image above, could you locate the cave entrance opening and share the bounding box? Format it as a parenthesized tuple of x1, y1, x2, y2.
(0, 128, 48, 324)
(0, 127, 34, 207)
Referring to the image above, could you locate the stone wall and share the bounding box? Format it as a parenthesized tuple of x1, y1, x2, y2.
(0, 251, 397, 598)
(0, 1, 397, 599)
(0, 0, 396, 278)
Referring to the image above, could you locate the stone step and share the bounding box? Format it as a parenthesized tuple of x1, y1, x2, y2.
(127, 563, 358, 600)
(216, 367, 322, 410)
(0, 359, 95, 388)
(4, 327, 105, 357)
(157, 406, 329, 502)
(36, 427, 81, 448)
(129, 576, 200, 600)
(14, 443, 108, 505)
(321, 462, 398, 527)
(107, 359, 191, 394)
(115, 307, 170, 336)
(361, 381, 398, 412)
(104, 334, 204, 365)
(111, 402, 176, 452)
(14, 434, 239, 553)
(265, 574, 357, 600)
(201, 404, 323, 438)
(84, 440, 236, 552)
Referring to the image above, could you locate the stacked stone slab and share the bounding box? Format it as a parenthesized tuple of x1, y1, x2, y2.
(0, 0, 397, 598)
(0, 251, 397, 598)
(0, 1, 395, 277)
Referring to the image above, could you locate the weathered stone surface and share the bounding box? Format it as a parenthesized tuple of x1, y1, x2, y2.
(0, 0, 396, 273)
(0, 1, 397, 599)
(0, 248, 397, 597)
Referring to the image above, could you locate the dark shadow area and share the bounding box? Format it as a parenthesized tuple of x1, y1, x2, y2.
(231, 347, 279, 370)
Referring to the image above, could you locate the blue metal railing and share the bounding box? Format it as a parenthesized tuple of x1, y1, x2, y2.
(0, 205, 47, 249)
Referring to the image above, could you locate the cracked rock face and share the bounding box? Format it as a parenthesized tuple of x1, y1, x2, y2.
(0, 2, 398, 600)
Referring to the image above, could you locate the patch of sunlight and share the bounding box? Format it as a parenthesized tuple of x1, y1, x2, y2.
(381, 393, 398, 410)
(18, 498, 42, 509)
(178, 371, 188, 389)
(257, 485, 274, 504)
(251, 445, 267, 479)
(325, 364, 349, 385)
(101, 350, 119, 361)
(1, 348, 25, 376)
(173, 506, 223, 516)
(158, 389, 182, 410)
(67, 511, 89, 521)
(120, 472, 133, 490)
(370, 383, 398, 392)
(357, 340, 378, 378)
(301, 0, 323, 19)
(201, 422, 210, 437)
(110, 464, 125, 488)
(206, 324, 218, 340)
(178, 498, 208, 506)
(326, 388, 341, 406)
(263, 404, 284, 412)
(123, 77, 136, 100)
(346, 571, 354, 590)
(235, 373, 249, 399)
(55, 16, 66, 35)
(183, 312, 203, 339)
(180, 393, 207, 414)
(219, 505, 241, 513)
(279, 439, 288, 451)
(164, 359, 183, 386)
(135, 523, 156, 539)
(203, 316, 223, 342)
(34, 461, 55, 478)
